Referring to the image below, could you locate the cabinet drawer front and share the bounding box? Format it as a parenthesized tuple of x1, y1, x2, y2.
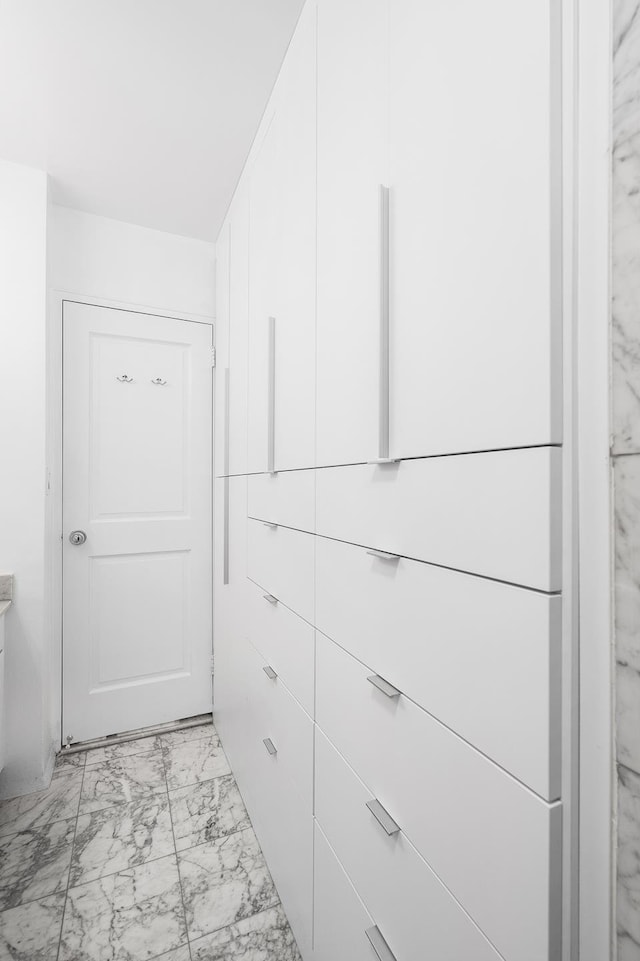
(315, 730, 503, 961)
(314, 823, 376, 961)
(247, 519, 315, 623)
(247, 579, 314, 717)
(315, 447, 561, 591)
(246, 638, 314, 813)
(316, 638, 561, 961)
(315, 536, 560, 798)
(248, 469, 315, 533)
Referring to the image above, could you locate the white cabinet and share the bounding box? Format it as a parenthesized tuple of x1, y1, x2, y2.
(248, 469, 315, 534)
(387, 0, 561, 460)
(247, 519, 315, 624)
(315, 0, 388, 467)
(315, 729, 505, 961)
(227, 188, 249, 476)
(315, 537, 561, 799)
(316, 637, 562, 961)
(248, 109, 279, 474)
(315, 447, 562, 591)
(214, 223, 230, 477)
(273, 0, 317, 472)
(248, 2, 316, 474)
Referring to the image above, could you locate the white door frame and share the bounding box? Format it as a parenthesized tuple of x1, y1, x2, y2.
(47, 292, 215, 753)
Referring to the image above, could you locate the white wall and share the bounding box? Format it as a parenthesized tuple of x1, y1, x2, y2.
(0, 160, 51, 798)
(44, 205, 215, 773)
(50, 205, 216, 316)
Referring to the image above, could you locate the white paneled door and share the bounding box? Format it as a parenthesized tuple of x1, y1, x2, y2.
(62, 301, 213, 744)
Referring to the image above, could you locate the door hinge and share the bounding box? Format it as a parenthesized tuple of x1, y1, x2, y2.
(210, 346, 216, 368)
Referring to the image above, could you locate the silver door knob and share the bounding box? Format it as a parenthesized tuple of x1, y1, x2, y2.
(69, 530, 87, 546)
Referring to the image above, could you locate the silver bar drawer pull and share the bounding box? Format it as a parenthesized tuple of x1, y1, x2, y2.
(367, 674, 401, 698)
(263, 665, 278, 680)
(267, 315, 276, 473)
(263, 738, 277, 757)
(378, 184, 390, 461)
(366, 548, 400, 562)
(263, 594, 278, 605)
(262, 521, 278, 529)
(365, 926, 397, 961)
(366, 799, 401, 836)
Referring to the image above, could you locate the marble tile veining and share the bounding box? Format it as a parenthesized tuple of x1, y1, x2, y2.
(163, 738, 230, 791)
(71, 795, 175, 886)
(0, 892, 66, 960)
(80, 751, 167, 815)
(59, 854, 187, 961)
(190, 905, 302, 961)
(0, 575, 13, 602)
(160, 723, 218, 750)
(0, 718, 300, 960)
(613, 0, 640, 453)
(169, 775, 250, 852)
(618, 764, 640, 957)
(84, 734, 162, 766)
(0, 817, 75, 910)
(178, 828, 278, 940)
(0, 767, 82, 837)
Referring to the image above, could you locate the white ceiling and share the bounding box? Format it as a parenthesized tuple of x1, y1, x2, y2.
(0, 0, 305, 241)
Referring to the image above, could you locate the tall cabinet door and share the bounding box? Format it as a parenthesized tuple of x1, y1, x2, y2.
(388, 0, 562, 459)
(214, 223, 230, 477)
(248, 109, 280, 474)
(273, 0, 317, 472)
(228, 188, 249, 476)
(315, 0, 388, 467)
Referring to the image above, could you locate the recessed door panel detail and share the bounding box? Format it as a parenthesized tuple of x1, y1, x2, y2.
(89, 551, 189, 691)
(90, 333, 189, 519)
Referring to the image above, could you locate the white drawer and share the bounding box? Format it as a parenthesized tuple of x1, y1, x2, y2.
(247, 578, 314, 717)
(313, 822, 376, 961)
(219, 637, 313, 957)
(315, 730, 503, 961)
(247, 638, 314, 812)
(315, 447, 562, 591)
(316, 637, 562, 961)
(315, 536, 561, 798)
(248, 469, 315, 532)
(247, 519, 315, 623)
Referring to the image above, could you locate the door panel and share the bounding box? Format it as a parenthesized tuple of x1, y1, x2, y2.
(63, 301, 213, 743)
(315, 0, 388, 467)
(388, 0, 561, 459)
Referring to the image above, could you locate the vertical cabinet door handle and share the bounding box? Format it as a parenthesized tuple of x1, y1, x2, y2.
(267, 316, 276, 473)
(365, 926, 397, 961)
(223, 475, 230, 586)
(263, 665, 278, 680)
(366, 799, 401, 836)
(263, 738, 277, 756)
(378, 184, 390, 461)
(367, 674, 401, 698)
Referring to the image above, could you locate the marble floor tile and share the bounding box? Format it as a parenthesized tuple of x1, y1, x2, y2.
(0, 768, 82, 837)
(80, 751, 167, 815)
(190, 905, 302, 961)
(160, 723, 218, 750)
(149, 947, 192, 961)
(163, 739, 230, 792)
(59, 854, 187, 961)
(0, 817, 75, 910)
(71, 795, 175, 886)
(169, 775, 250, 852)
(55, 750, 87, 771)
(0, 891, 66, 960)
(85, 734, 162, 766)
(178, 828, 278, 940)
